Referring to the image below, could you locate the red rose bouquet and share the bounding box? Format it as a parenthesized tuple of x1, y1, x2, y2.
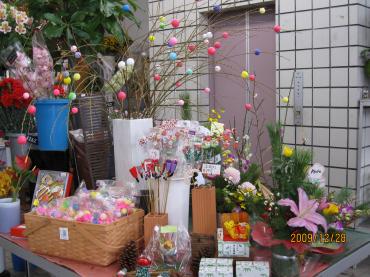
(0, 77, 33, 133)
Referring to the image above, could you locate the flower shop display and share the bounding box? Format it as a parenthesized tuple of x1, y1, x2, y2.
(0, 155, 37, 233)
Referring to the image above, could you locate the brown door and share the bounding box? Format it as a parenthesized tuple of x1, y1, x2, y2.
(210, 9, 276, 179)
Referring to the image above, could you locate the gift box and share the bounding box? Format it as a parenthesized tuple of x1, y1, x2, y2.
(25, 209, 144, 266)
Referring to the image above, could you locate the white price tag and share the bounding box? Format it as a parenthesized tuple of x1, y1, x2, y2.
(202, 164, 221, 176)
(59, 227, 69, 240)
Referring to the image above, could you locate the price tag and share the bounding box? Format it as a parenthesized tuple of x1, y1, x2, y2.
(202, 164, 221, 176)
(27, 135, 38, 145)
(218, 241, 250, 257)
(59, 227, 69, 240)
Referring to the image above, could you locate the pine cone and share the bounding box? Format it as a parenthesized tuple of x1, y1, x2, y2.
(119, 240, 138, 272)
(191, 247, 213, 275)
(170, 270, 184, 277)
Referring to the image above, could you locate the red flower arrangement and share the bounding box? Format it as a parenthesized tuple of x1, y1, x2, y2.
(0, 78, 31, 108)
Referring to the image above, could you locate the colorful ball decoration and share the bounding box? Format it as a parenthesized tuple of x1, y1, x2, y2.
(17, 135, 27, 145)
(71, 107, 79, 114)
(149, 35, 156, 42)
(168, 37, 178, 47)
(169, 52, 177, 61)
(70, 45, 78, 52)
(27, 105, 36, 115)
(222, 32, 229, 39)
(73, 73, 81, 81)
(176, 61, 183, 67)
(241, 71, 249, 79)
(74, 52, 82, 59)
(208, 47, 217, 55)
(203, 39, 210, 44)
(118, 91, 127, 101)
(204, 87, 211, 93)
(23, 92, 30, 99)
(215, 65, 221, 72)
(63, 71, 70, 77)
(53, 89, 60, 96)
(159, 16, 166, 23)
(213, 4, 222, 13)
(186, 68, 193, 75)
(202, 33, 208, 39)
(188, 44, 196, 52)
(122, 4, 131, 12)
(171, 19, 180, 28)
(126, 58, 135, 66)
(273, 24, 282, 33)
(175, 82, 182, 87)
(249, 74, 255, 81)
(177, 99, 185, 106)
(259, 7, 266, 14)
(118, 61, 126, 70)
(206, 31, 213, 39)
(245, 103, 252, 111)
(214, 41, 221, 49)
(282, 97, 289, 103)
(68, 92, 77, 101)
(255, 48, 261, 55)
(63, 77, 71, 85)
(154, 74, 161, 81)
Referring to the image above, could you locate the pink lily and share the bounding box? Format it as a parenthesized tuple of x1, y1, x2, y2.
(278, 188, 327, 234)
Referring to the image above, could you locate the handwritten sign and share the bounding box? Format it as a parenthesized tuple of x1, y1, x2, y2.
(307, 163, 325, 188)
(218, 241, 250, 257)
(202, 163, 221, 176)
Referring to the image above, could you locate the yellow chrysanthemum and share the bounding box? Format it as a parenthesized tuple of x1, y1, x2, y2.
(323, 203, 339, 216)
(282, 146, 294, 158)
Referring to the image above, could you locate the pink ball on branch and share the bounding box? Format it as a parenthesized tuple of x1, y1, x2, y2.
(23, 92, 30, 100)
(168, 37, 178, 47)
(177, 99, 185, 106)
(203, 87, 211, 93)
(117, 91, 127, 101)
(27, 105, 36, 115)
(53, 89, 60, 96)
(222, 32, 229, 39)
(188, 44, 196, 52)
(208, 47, 217, 55)
(244, 103, 252, 111)
(171, 19, 180, 28)
(176, 81, 182, 87)
(17, 135, 27, 145)
(71, 107, 79, 114)
(249, 74, 255, 81)
(273, 24, 282, 33)
(176, 61, 183, 67)
(214, 41, 221, 49)
(154, 74, 161, 81)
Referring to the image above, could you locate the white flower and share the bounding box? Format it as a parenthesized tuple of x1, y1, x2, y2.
(0, 8, 7, 20)
(15, 11, 28, 24)
(15, 24, 26, 34)
(223, 167, 240, 185)
(0, 21, 11, 34)
(239, 182, 256, 194)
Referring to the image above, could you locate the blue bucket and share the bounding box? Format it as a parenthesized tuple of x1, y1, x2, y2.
(11, 254, 26, 272)
(35, 99, 70, 151)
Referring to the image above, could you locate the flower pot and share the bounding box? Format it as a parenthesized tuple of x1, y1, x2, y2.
(0, 198, 20, 233)
(6, 133, 31, 162)
(271, 245, 299, 277)
(35, 99, 70, 151)
(112, 118, 153, 182)
(144, 213, 168, 246)
(192, 187, 217, 235)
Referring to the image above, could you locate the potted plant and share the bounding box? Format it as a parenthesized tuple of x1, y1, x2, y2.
(0, 78, 34, 160)
(0, 155, 37, 233)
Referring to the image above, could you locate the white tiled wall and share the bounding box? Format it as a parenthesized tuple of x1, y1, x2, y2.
(147, 0, 370, 193)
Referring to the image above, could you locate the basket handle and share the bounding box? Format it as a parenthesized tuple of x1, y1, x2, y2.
(74, 224, 125, 253)
(25, 218, 50, 236)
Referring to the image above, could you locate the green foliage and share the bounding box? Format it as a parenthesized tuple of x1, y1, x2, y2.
(15, 0, 139, 55)
(180, 92, 191, 120)
(332, 188, 352, 204)
(240, 163, 261, 184)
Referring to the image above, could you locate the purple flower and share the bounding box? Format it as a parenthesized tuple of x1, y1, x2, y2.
(329, 221, 344, 232)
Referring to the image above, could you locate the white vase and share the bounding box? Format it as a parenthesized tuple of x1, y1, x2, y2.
(153, 176, 191, 230)
(0, 198, 20, 233)
(113, 118, 153, 182)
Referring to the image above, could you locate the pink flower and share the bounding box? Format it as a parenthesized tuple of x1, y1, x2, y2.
(278, 188, 327, 234)
(224, 167, 240, 185)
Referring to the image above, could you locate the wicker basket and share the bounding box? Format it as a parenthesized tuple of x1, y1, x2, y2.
(25, 209, 144, 266)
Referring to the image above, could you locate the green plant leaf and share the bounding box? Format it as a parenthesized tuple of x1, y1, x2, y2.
(71, 26, 91, 40)
(70, 11, 87, 23)
(43, 13, 64, 25)
(100, 0, 116, 17)
(103, 18, 124, 43)
(43, 25, 65, 39)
